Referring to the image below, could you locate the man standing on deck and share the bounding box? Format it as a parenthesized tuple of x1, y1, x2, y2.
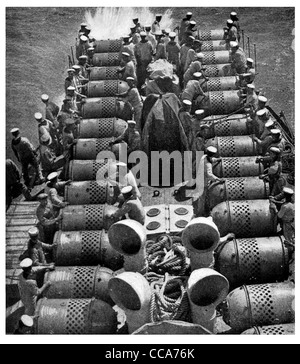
(45, 171, 70, 216)
(109, 120, 141, 156)
(118, 52, 137, 82)
(41, 94, 59, 128)
(18, 258, 54, 316)
(134, 33, 154, 90)
(166, 32, 181, 72)
(145, 25, 157, 53)
(183, 52, 205, 87)
(151, 14, 163, 34)
(122, 76, 143, 131)
(174, 11, 193, 43)
(11, 128, 44, 189)
(119, 35, 136, 66)
(230, 41, 247, 75)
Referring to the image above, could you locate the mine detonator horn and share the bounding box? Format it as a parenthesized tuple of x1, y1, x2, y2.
(108, 219, 147, 273)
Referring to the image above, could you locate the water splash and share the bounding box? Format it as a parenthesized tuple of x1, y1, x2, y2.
(84, 7, 174, 40)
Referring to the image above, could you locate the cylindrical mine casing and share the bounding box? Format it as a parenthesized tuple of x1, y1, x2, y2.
(215, 236, 289, 288)
(202, 50, 231, 65)
(68, 159, 111, 181)
(203, 64, 232, 77)
(78, 118, 127, 138)
(201, 40, 228, 52)
(81, 97, 133, 119)
(202, 76, 239, 92)
(53, 230, 123, 270)
(44, 266, 114, 305)
(60, 204, 118, 231)
(223, 282, 295, 332)
(198, 29, 225, 41)
(213, 156, 264, 178)
(64, 180, 120, 205)
(211, 200, 277, 238)
(207, 90, 242, 115)
(73, 138, 114, 160)
(93, 39, 123, 53)
(92, 52, 120, 67)
(241, 323, 295, 335)
(86, 80, 129, 98)
(35, 298, 118, 334)
(205, 135, 257, 157)
(89, 66, 120, 81)
(208, 176, 269, 209)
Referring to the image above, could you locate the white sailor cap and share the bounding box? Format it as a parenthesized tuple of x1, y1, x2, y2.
(207, 146, 218, 154)
(258, 95, 268, 103)
(67, 86, 76, 91)
(28, 226, 39, 237)
(269, 146, 281, 154)
(196, 52, 204, 59)
(37, 193, 48, 200)
(230, 12, 238, 17)
(247, 58, 254, 63)
(127, 120, 136, 125)
(283, 187, 294, 195)
(122, 35, 130, 39)
(195, 109, 205, 115)
(193, 72, 202, 78)
(169, 32, 176, 38)
(80, 35, 88, 42)
(122, 52, 130, 57)
(20, 258, 33, 269)
(188, 35, 195, 41)
(126, 76, 135, 81)
(155, 14, 163, 18)
(227, 19, 234, 24)
(41, 94, 49, 101)
(145, 25, 151, 29)
(20, 315, 34, 327)
(190, 20, 196, 25)
(121, 186, 133, 195)
(72, 65, 81, 70)
(34, 112, 43, 120)
(47, 171, 58, 181)
(183, 99, 192, 106)
(256, 108, 267, 117)
(79, 55, 88, 59)
(80, 22, 87, 27)
(270, 128, 281, 135)
(40, 133, 52, 144)
(67, 68, 75, 73)
(265, 120, 274, 128)
(247, 84, 255, 89)
(11, 127, 20, 134)
(87, 47, 95, 51)
(186, 12, 193, 16)
(165, 28, 171, 34)
(140, 31, 147, 37)
(230, 41, 238, 48)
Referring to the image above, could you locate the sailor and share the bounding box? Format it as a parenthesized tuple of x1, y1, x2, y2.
(184, 39, 202, 73)
(45, 171, 70, 215)
(252, 107, 270, 138)
(41, 94, 59, 128)
(86, 46, 95, 67)
(230, 41, 247, 75)
(6, 159, 32, 209)
(267, 128, 286, 154)
(253, 119, 275, 155)
(34, 112, 59, 154)
(14, 315, 34, 335)
(132, 17, 142, 33)
(77, 54, 89, 79)
(118, 51, 137, 82)
(166, 32, 181, 71)
(39, 132, 58, 178)
(183, 52, 205, 87)
(239, 58, 256, 84)
(145, 25, 157, 52)
(78, 22, 88, 38)
(163, 28, 171, 46)
(174, 11, 193, 43)
(180, 20, 197, 46)
(84, 25, 95, 44)
(123, 76, 143, 131)
(119, 35, 136, 66)
(182, 72, 206, 103)
(57, 97, 79, 136)
(109, 120, 141, 155)
(75, 34, 90, 60)
(151, 14, 163, 34)
(179, 35, 194, 85)
(72, 64, 89, 89)
(259, 146, 285, 196)
(154, 31, 167, 61)
(244, 84, 258, 113)
(225, 19, 238, 43)
(36, 193, 61, 244)
(230, 11, 241, 42)
(273, 187, 295, 244)
(66, 85, 86, 112)
(134, 33, 154, 89)
(129, 24, 141, 45)
(110, 186, 145, 225)
(64, 68, 76, 94)
(11, 128, 44, 189)
(18, 258, 54, 316)
(19, 226, 54, 266)
(179, 99, 194, 150)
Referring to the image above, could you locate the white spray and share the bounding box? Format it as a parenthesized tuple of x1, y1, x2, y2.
(84, 7, 175, 40)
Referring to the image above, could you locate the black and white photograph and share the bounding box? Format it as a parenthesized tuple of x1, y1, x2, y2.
(3, 0, 297, 345)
